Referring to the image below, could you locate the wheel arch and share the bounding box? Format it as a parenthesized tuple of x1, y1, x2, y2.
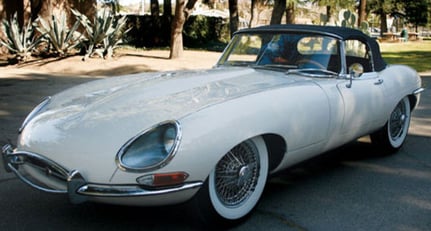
(262, 133, 286, 173)
(408, 94, 419, 111)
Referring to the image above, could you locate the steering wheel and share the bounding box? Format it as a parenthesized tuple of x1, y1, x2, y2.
(296, 59, 325, 69)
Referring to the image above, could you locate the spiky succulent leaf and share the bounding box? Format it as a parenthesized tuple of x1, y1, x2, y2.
(36, 11, 82, 56)
(72, 8, 129, 60)
(0, 12, 43, 61)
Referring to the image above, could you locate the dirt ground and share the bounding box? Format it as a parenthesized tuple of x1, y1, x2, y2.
(0, 49, 222, 77)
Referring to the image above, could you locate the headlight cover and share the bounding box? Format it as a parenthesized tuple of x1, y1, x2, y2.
(116, 121, 181, 172)
(19, 96, 52, 133)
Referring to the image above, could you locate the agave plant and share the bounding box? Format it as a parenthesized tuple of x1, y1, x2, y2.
(36, 11, 83, 57)
(103, 15, 129, 59)
(0, 13, 44, 62)
(72, 8, 129, 60)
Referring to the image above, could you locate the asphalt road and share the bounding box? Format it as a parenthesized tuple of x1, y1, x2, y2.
(0, 74, 430, 231)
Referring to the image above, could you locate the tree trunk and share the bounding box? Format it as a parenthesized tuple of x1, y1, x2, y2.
(380, 10, 388, 34)
(270, 0, 285, 25)
(285, 2, 295, 24)
(170, 0, 185, 59)
(228, 0, 239, 37)
(163, 0, 172, 16)
(249, 0, 256, 28)
(358, 0, 366, 27)
(151, 0, 159, 16)
(169, 0, 197, 59)
(3, 0, 26, 25)
(326, 5, 331, 23)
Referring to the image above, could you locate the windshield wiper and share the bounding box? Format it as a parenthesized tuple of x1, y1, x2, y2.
(287, 68, 339, 78)
(253, 64, 298, 70)
(222, 61, 254, 67)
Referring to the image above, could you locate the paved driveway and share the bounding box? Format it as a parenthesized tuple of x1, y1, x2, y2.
(0, 72, 430, 231)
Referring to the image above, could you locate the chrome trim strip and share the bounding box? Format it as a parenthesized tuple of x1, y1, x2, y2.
(19, 96, 51, 133)
(286, 68, 339, 78)
(2, 144, 13, 172)
(2, 144, 69, 194)
(67, 170, 88, 204)
(7, 162, 67, 194)
(76, 181, 203, 197)
(413, 87, 425, 95)
(2, 144, 202, 204)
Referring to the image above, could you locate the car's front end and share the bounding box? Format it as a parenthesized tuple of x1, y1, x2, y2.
(0, 70, 220, 206)
(2, 143, 203, 205)
(2, 66, 299, 206)
(2, 97, 204, 205)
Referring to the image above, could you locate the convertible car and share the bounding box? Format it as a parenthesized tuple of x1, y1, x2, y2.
(2, 24, 424, 226)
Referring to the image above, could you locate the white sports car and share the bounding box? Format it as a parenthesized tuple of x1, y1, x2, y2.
(2, 24, 424, 226)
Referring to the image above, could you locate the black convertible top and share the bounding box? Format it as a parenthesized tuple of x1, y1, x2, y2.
(235, 24, 387, 71)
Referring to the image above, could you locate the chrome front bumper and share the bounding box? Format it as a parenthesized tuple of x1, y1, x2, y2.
(2, 144, 202, 204)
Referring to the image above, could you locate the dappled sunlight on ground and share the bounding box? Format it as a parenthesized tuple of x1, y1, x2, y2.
(343, 160, 431, 180)
(0, 50, 221, 77)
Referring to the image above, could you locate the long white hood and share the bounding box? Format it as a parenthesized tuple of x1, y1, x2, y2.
(17, 67, 299, 182)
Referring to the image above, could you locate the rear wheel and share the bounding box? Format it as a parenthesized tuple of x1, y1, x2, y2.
(191, 136, 269, 227)
(371, 97, 411, 154)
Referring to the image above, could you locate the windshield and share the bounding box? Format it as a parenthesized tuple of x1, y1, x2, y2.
(217, 32, 341, 74)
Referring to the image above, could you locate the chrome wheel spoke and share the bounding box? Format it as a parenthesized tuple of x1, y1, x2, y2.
(389, 101, 408, 140)
(214, 141, 260, 207)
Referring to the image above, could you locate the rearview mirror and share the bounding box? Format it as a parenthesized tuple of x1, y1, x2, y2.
(349, 63, 364, 77)
(346, 63, 364, 88)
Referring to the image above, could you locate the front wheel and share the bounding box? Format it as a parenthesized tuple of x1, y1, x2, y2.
(190, 136, 269, 227)
(371, 97, 411, 154)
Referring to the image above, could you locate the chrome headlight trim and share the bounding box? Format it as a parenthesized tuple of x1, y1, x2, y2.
(19, 96, 52, 133)
(116, 120, 182, 173)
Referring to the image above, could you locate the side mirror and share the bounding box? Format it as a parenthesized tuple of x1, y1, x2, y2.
(346, 63, 364, 88)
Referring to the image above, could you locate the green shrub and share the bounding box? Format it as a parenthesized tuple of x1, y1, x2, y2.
(72, 8, 129, 60)
(0, 13, 44, 62)
(35, 11, 83, 57)
(183, 15, 229, 48)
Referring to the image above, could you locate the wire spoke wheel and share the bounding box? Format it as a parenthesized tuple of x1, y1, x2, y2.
(214, 141, 260, 207)
(389, 100, 408, 141)
(208, 136, 268, 220)
(371, 97, 411, 154)
(387, 97, 411, 148)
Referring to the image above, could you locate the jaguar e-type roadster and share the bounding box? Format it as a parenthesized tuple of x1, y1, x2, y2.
(2, 24, 424, 225)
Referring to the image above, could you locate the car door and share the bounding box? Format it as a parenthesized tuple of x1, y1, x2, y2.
(337, 73, 387, 137)
(336, 40, 388, 139)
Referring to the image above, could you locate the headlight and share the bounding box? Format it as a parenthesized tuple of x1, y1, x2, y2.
(19, 96, 52, 133)
(116, 121, 181, 172)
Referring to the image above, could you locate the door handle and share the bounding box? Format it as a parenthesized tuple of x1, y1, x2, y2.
(374, 79, 384, 85)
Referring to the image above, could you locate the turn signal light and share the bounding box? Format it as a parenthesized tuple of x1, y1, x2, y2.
(137, 172, 189, 187)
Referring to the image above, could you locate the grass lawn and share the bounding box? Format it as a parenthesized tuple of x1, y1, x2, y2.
(380, 40, 431, 73)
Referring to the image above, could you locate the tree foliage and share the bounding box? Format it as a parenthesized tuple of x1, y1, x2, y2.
(402, 0, 430, 31)
(313, 0, 356, 24)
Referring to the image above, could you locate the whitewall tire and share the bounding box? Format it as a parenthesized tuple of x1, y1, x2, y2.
(190, 136, 269, 227)
(371, 97, 411, 154)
